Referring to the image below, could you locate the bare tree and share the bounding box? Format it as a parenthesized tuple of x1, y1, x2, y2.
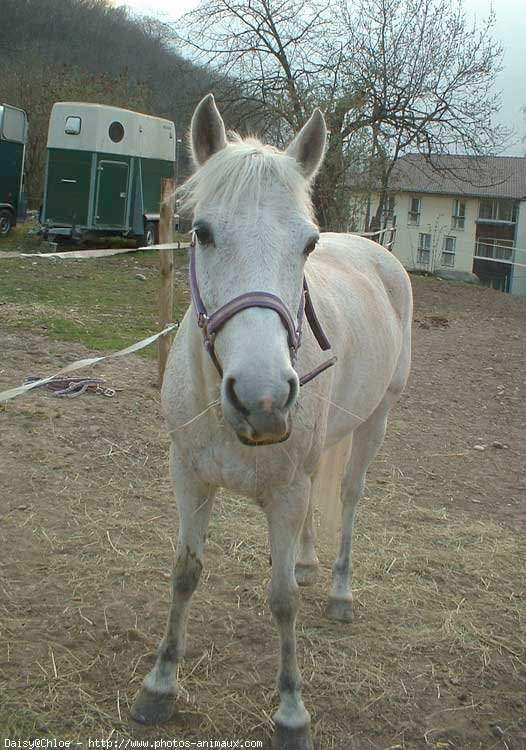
(175, 0, 506, 231)
(173, 0, 369, 227)
(172, 0, 338, 135)
(343, 0, 508, 229)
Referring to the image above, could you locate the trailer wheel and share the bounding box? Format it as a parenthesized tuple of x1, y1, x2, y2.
(142, 221, 158, 247)
(0, 209, 14, 237)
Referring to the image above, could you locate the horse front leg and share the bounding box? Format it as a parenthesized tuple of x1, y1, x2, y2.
(132, 447, 216, 724)
(265, 478, 313, 750)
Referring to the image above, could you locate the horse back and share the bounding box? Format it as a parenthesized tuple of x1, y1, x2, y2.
(312, 232, 413, 331)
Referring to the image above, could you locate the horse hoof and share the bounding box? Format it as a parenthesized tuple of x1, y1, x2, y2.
(325, 595, 353, 622)
(131, 687, 175, 725)
(273, 719, 314, 750)
(295, 563, 320, 586)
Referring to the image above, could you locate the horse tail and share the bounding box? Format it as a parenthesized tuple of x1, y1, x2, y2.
(311, 435, 353, 538)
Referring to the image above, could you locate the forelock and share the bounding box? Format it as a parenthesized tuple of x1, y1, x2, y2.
(178, 135, 314, 221)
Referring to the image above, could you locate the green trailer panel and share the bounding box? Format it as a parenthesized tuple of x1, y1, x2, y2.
(141, 158, 174, 214)
(0, 104, 27, 230)
(44, 148, 93, 226)
(0, 139, 24, 215)
(94, 159, 129, 227)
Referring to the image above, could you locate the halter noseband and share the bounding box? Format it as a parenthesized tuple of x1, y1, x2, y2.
(189, 237, 337, 387)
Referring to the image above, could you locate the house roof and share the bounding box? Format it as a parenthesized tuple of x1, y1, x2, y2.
(389, 154, 526, 201)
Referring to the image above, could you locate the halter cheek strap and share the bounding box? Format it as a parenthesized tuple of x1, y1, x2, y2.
(189, 240, 337, 386)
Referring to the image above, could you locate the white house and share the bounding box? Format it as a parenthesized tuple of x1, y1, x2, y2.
(366, 154, 526, 295)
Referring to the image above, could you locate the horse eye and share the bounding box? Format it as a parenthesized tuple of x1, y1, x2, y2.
(304, 238, 318, 256)
(193, 224, 214, 246)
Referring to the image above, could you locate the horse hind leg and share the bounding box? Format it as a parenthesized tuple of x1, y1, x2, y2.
(295, 437, 353, 587)
(295, 493, 320, 586)
(326, 401, 390, 623)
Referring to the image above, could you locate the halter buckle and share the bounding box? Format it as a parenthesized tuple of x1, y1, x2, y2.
(296, 328, 302, 349)
(204, 330, 216, 347)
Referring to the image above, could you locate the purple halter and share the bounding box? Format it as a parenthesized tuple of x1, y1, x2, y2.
(189, 237, 337, 386)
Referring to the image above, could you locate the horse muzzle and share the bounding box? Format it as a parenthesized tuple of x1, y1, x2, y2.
(236, 413, 292, 446)
(222, 375, 295, 446)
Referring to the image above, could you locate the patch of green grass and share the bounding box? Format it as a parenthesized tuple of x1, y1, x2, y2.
(0, 220, 50, 254)
(0, 249, 191, 356)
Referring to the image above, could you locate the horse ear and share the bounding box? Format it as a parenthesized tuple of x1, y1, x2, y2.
(286, 109, 327, 180)
(190, 94, 227, 168)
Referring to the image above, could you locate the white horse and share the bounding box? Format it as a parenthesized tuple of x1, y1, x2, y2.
(131, 94, 412, 750)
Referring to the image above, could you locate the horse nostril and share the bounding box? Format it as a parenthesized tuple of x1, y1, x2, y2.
(284, 377, 298, 410)
(225, 377, 250, 417)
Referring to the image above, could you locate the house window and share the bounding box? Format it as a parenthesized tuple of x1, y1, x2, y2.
(479, 199, 516, 223)
(417, 233, 431, 264)
(452, 200, 465, 230)
(479, 200, 493, 220)
(497, 201, 515, 222)
(65, 116, 82, 135)
(442, 236, 456, 267)
(408, 197, 421, 225)
(382, 195, 395, 221)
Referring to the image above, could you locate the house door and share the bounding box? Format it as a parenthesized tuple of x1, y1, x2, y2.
(94, 160, 128, 227)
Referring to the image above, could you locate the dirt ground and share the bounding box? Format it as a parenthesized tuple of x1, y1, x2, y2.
(0, 274, 525, 749)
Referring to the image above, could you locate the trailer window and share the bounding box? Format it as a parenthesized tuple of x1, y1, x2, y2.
(109, 121, 125, 143)
(65, 117, 82, 135)
(2, 106, 27, 143)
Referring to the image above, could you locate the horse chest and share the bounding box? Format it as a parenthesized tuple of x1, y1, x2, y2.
(179, 424, 299, 496)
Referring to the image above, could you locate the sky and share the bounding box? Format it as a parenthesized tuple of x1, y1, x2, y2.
(120, 0, 526, 155)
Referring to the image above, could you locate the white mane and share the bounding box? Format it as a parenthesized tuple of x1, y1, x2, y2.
(178, 135, 315, 220)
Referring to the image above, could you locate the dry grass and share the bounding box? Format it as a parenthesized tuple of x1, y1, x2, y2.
(1, 267, 525, 749)
(0, 343, 524, 749)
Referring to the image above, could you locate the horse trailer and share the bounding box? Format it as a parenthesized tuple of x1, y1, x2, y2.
(0, 104, 28, 236)
(40, 102, 176, 245)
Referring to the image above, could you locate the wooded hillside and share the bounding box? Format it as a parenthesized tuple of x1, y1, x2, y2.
(0, 0, 222, 205)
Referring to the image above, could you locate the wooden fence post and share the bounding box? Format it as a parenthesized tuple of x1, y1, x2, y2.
(158, 177, 175, 387)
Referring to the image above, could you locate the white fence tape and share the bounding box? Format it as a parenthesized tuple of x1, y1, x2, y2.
(0, 323, 178, 403)
(359, 227, 394, 238)
(0, 242, 192, 261)
(138, 242, 191, 251)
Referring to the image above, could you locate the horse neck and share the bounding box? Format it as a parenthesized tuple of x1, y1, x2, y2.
(183, 309, 223, 403)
